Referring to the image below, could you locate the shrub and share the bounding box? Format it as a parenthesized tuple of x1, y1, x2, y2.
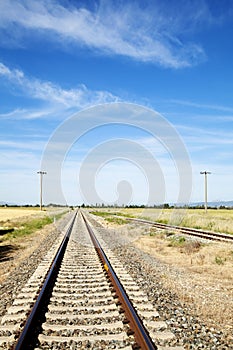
(168, 236, 186, 247)
(215, 256, 225, 265)
(183, 241, 201, 254)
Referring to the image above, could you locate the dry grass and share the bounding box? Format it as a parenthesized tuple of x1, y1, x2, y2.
(0, 207, 67, 284)
(134, 233, 233, 330)
(135, 234, 233, 278)
(92, 210, 233, 332)
(0, 207, 43, 223)
(104, 207, 233, 234)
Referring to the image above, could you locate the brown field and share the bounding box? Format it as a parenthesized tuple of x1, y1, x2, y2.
(0, 207, 44, 223)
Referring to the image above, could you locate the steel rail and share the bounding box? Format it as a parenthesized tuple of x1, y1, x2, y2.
(124, 217, 233, 242)
(81, 212, 157, 350)
(14, 211, 77, 350)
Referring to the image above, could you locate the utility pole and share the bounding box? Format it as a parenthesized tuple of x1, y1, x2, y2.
(200, 171, 211, 213)
(37, 171, 47, 211)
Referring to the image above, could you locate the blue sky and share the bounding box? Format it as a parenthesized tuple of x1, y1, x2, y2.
(0, 0, 233, 206)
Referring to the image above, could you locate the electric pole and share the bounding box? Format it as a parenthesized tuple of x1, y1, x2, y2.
(37, 171, 47, 211)
(200, 171, 211, 213)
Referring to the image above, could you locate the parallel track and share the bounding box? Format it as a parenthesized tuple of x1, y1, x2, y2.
(0, 211, 183, 350)
(124, 217, 233, 243)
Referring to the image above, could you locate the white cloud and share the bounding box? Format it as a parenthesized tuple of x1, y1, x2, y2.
(0, 62, 118, 108)
(0, 0, 207, 68)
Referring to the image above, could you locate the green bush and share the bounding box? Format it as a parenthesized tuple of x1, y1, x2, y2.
(214, 256, 225, 265)
(168, 236, 186, 247)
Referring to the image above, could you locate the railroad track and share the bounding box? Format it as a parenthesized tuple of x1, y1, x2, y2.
(0, 211, 184, 350)
(122, 217, 233, 243)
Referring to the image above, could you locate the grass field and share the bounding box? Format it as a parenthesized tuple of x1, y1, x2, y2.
(0, 208, 53, 242)
(0, 207, 43, 222)
(0, 207, 68, 241)
(0, 207, 68, 283)
(90, 207, 233, 234)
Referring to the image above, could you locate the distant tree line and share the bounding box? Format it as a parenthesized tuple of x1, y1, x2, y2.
(0, 203, 69, 208)
(79, 203, 233, 209)
(1, 203, 232, 210)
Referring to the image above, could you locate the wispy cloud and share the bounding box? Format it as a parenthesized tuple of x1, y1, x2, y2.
(0, 139, 45, 151)
(181, 126, 233, 146)
(169, 99, 233, 113)
(0, 107, 56, 120)
(0, 0, 209, 68)
(0, 62, 118, 108)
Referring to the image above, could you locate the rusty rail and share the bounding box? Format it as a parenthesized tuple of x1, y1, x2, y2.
(14, 211, 77, 350)
(14, 210, 158, 349)
(81, 212, 157, 350)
